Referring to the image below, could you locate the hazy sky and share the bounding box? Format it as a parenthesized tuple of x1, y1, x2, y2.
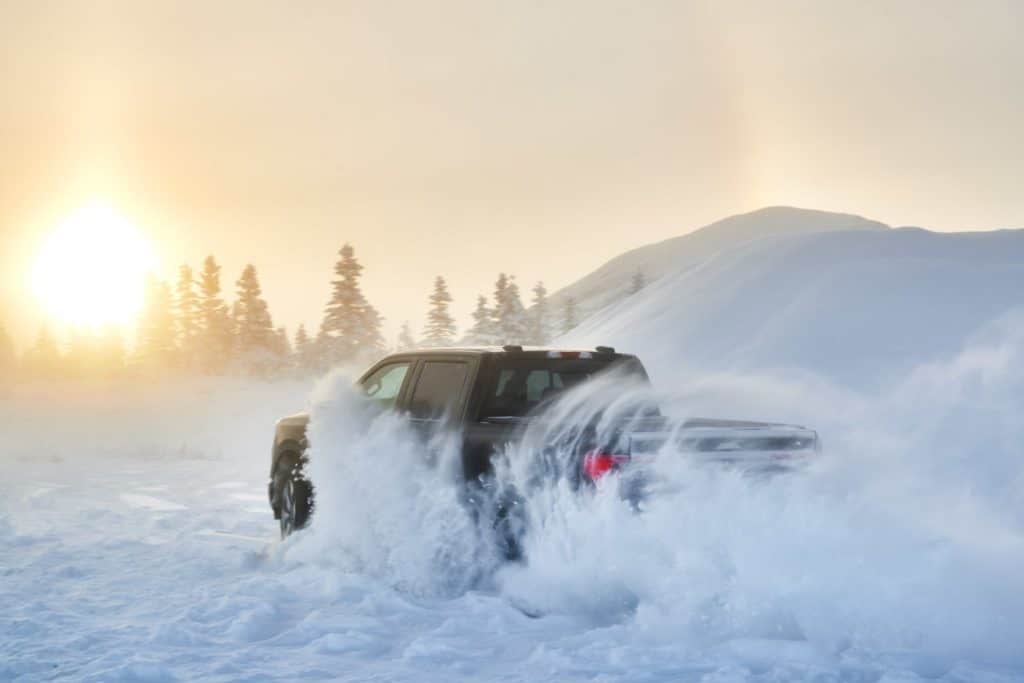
(2, 0, 1023, 350)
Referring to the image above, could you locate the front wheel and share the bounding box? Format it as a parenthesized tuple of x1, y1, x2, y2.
(278, 470, 312, 539)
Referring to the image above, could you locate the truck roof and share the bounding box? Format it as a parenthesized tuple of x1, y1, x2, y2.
(389, 346, 631, 358)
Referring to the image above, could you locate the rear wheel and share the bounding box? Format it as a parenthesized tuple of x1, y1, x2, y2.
(278, 466, 312, 539)
(493, 493, 525, 561)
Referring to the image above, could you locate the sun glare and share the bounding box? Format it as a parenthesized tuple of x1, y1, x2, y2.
(32, 203, 155, 330)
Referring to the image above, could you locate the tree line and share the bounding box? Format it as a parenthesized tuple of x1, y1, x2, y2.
(2, 244, 589, 381)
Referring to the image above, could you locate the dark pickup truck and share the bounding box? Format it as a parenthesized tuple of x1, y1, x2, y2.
(268, 346, 818, 540)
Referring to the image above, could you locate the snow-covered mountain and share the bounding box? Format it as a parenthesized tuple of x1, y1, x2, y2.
(550, 206, 889, 323)
(563, 225, 1024, 391)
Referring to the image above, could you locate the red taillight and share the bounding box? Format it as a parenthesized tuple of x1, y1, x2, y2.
(582, 450, 631, 481)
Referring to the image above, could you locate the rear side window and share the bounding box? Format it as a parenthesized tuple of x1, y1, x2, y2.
(479, 357, 648, 418)
(409, 361, 470, 420)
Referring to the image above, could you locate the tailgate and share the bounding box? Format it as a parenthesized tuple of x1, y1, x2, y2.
(628, 420, 819, 465)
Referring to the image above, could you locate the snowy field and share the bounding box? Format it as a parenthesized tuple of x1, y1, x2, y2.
(4, 324, 1024, 681)
(5, 227, 1024, 681)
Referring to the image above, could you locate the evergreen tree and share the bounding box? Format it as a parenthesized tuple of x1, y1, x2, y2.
(197, 255, 232, 372)
(319, 244, 384, 364)
(423, 276, 456, 347)
(629, 269, 646, 295)
(309, 327, 331, 372)
(294, 324, 310, 351)
(464, 295, 498, 345)
(493, 273, 509, 315)
(137, 276, 177, 368)
(23, 325, 62, 378)
(175, 264, 200, 365)
(494, 273, 527, 344)
(562, 297, 578, 335)
(397, 321, 417, 351)
(527, 281, 550, 345)
(360, 304, 386, 358)
(233, 264, 275, 353)
(230, 300, 242, 342)
(294, 324, 311, 368)
(273, 326, 291, 357)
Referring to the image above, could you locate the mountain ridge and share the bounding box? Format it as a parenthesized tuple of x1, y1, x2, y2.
(549, 206, 889, 323)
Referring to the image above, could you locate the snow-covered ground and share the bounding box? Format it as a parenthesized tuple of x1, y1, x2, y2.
(5, 221, 1024, 681)
(5, 322, 1024, 681)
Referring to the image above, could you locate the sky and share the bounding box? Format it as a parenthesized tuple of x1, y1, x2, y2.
(2, 0, 1023, 352)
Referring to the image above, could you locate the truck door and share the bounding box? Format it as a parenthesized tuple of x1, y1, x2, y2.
(406, 360, 472, 448)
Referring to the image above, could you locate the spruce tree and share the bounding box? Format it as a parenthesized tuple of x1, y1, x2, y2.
(175, 264, 200, 365)
(294, 324, 310, 367)
(360, 304, 386, 358)
(494, 274, 527, 344)
(493, 273, 509, 317)
(198, 256, 232, 372)
(464, 295, 498, 345)
(137, 276, 177, 368)
(294, 324, 309, 351)
(272, 327, 288, 360)
(233, 264, 275, 353)
(230, 300, 242, 342)
(319, 244, 384, 364)
(397, 321, 417, 351)
(423, 276, 456, 347)
(528, 281, 550, 345)
(563, 297, 578, 335)
(310, 327, 331, 372)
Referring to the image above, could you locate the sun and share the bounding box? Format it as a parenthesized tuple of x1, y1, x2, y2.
(31, 203, 155, 330)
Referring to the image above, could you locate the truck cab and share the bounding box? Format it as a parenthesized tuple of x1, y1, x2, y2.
(269, 346, 647, 537)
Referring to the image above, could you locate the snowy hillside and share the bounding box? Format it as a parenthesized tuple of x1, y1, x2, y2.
(549, 206, 889, 322)
(563, 226, 1024, 392)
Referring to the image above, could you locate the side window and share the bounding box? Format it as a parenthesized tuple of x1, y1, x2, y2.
(410, 361, 469, 420)
(492, 369, 564, 403)
(526, 370, 553, 402)
(360, 362, 410, 408)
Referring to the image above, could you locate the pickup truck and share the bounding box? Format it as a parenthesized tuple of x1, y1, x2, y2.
(268, 346, 818, 540)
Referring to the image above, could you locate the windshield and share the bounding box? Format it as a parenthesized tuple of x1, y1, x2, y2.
(478, 356, 648, 419)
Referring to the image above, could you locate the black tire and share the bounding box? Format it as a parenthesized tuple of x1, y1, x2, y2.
(493, 494, 525, 562)
(278, 468, 313, 539)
